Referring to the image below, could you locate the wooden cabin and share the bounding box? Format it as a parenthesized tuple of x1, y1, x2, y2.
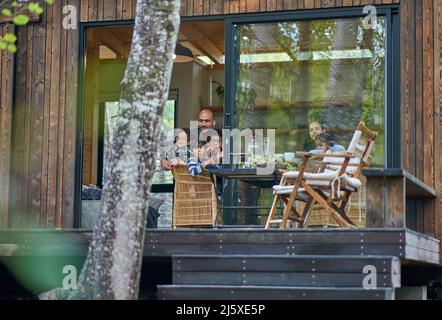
(1, 0, 442, 300)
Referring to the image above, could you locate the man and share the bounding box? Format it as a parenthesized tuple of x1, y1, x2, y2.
(160, 109, 217, 171)
(198, 108, 217, 132)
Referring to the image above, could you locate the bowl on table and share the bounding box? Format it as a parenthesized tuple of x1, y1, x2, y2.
(274, 154, 284, 162)
(284, 152, 296, 162)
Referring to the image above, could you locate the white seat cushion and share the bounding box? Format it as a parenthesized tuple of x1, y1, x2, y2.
(283, 171, 339, 181)
(282, 170, 360, 188)
(275, 171, 361, 198)
(273, 185, 351, 201)
(326, 164, 358, 175)
(272, 186, 310, 201)
(342, 174, 362, 189)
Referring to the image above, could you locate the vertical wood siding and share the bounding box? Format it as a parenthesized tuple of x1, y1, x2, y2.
(0, 25, 15, 228)
(77, 0, 399, 22)
(7, 0, 79, 228)
(400, 0, 440, 238)
(435, 0, 442, 244)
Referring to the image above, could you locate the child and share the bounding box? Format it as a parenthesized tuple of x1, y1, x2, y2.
(200, 131, 222, 167)
(310, 132, 346, 154)
(188, 131, 222, 176)
(163, 128, 191, 167)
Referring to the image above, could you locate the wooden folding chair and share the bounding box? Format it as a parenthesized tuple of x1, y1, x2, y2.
(265, 122, 378, 229)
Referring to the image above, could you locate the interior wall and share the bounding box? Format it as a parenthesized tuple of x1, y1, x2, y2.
(192, 62, 208, 120)
(170, 61, 225, 129)
(170, 62, 195, 128)
(191, 62, 226, 128)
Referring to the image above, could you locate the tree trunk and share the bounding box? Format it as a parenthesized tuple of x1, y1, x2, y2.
(69, 0, 180, 300)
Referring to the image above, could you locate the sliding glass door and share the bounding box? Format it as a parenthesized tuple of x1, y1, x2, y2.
(222, 8, 398, 225)
(232, 17, 386, 164)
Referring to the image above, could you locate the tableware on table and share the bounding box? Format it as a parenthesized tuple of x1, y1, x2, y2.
(274, 153, 284, 162)
(275, 162, 288, 170)
(284, 152, 295, 162)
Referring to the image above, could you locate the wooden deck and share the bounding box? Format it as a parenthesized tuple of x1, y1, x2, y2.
(0, 228, 439, 265)
(0, 228, 439, 300)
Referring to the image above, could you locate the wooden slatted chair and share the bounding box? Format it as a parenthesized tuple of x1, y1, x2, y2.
(171, 165, 218, 228)
(265, 121, 378, 229)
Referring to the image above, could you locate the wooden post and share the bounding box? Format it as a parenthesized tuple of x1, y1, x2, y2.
(365, 176, 385, 228)
(363, 170, 434, 230)
(366, 175, 406, 229)
(385, 177, 406, 228)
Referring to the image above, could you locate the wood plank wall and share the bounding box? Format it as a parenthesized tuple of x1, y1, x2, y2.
(7, 0, 79, 228)
(435, 0, 442, 243)
(76, 0, 400, 22)
(400, 0, 440, 238)
(0, 24, 15, 229)
(2, 0, 440, 235)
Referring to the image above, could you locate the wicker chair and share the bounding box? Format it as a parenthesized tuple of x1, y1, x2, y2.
(171, 165, 218, 228)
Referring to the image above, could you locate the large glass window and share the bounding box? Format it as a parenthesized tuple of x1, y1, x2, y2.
(99, 97, 177, 229)
(80, 25, 178, 229)
(233, 17, 385, 165)
(79, 21, 228, 229)
(225, 16, 387, 225)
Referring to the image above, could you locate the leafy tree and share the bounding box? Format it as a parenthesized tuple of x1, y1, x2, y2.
(0, 0, 53, 53)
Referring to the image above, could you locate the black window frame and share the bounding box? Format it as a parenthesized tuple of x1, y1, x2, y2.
(75, 20, 178, 228)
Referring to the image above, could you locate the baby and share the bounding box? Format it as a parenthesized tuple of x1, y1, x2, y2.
(200, 132, 222, 167)
(188, 131, 222, 176)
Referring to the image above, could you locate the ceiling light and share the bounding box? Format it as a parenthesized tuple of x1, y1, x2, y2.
(174, 43, 193, 63)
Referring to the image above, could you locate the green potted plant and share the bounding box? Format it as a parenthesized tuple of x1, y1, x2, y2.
(212, 80, 224, 106)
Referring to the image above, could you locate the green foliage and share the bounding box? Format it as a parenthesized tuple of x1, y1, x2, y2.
(212, 80, 224, 106)
(6, 43, 16, 52)
(12, 13, 29, 25)
(2, 32, 15, 42)
(0, 0, 54, 52)
(0, 31, 17, 52)
(237, 86, 257, 106)
(1, 8, 11, 16)
(27, 2, 44, 15)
